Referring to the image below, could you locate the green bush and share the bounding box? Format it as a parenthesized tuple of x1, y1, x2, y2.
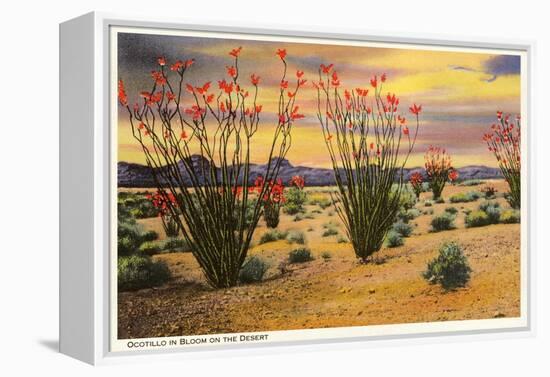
(288, 247, 314, 263)
(259, 229, 288, 244)
(386, 230, 404, 248)
(163, 238, 191, 252)
(423, 242, 471, 290)
(449, 191, 481, 203)
(117, 222, 144, 256)
(286, 230, 306, 244)
(399, 208, 421, 223)
(322, 227, 339, 237)
(283, 202, 301, 215)
(138, 241, 163, 256)
(337, 235, 348, 243)
(118, 255, 171, 291)
(424, 200, 433, 207)
(479, 201, 501, 224)
(392, 221, 413, 237)
(430, 213, 455, 232)
(320, 251, 332, 261)
(239, 256, 269, 284)
(465, 210, 490, 228)
(142, 230, 159, 242)
(293, 213, 304, 222)
(285, 187, 308, 212)
(500, 209, 521, 224)
(398, 185, 418, 210)
(444, 206, 458, 215)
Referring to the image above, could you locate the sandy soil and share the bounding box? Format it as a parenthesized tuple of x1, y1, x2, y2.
(118, 180, 520, 339)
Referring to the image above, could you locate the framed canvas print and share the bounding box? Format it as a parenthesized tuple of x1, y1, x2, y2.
(60, 12, 534, 365)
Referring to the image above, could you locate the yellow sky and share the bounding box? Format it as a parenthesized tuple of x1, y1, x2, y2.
(117, 34, 521, 168)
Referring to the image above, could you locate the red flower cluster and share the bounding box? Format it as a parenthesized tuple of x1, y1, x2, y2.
(151, 70, 167, 86)
(118, 79, 128, 106)
(146, 191, 177, 217)
(290, 175, 305, 189)
(409, 171, 423, 187)
(448, 169, 459, 182)
(483, 111, 521, 165)
(252, 176, 286, 204)
(185, 105, 206, 120)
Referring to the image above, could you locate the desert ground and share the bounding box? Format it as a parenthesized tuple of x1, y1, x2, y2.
(117, 179, 520, 339)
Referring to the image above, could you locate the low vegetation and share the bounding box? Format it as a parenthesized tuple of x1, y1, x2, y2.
(386, 231, 404, 248)
(288, 247, 314, 264)
(239, 256, 269, 284)
(449, 191, 481, 203)
(423, 241, 472, 290)
(118, 255, 171, 291)
(430, 213, 456, 232)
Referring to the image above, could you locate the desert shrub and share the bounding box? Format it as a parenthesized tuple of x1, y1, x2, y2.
(337, 235, 348, 243)
(259, 229, 288, 244)
(293, 213, 304, 222)
(424, 208, 434, 215)
(386, 231, 404, 248)
(500, 209, 521, 224)
(424, 200, 433, 207)
(320, 251, 332, 261)
(288, 247, 314, 263)
(423, 241, 471, 290)
(304, 213, 315, 219)
(398, 185, 418, 210)
(459, 179, 482, 186)
(141, 230, 159, 242)
(465, 210, 490, 228)
(392, 221, 413, 237)
(311, 209, 323, 214)
(285, 186, 308, 213)
(430, 213, 456, 232)
(479, 201, 501, 224)
(239, 256, 269, 284)
(435, 197, 445, 204)
(283, 202, 301, 215)
(163, 238, 191, 252)
(118, 221, 144, 256)
(286, 230, 306, 245)
(449, 191, 481, 203)
(398, 208, 421, 223)
(118, 255, 171, 291)
(444, 206, 458, 215)
(481, 185, 498, 199)
(138, 241, 163, 256)
(322, 227, 339, 237)
(306, 226, 314, 232)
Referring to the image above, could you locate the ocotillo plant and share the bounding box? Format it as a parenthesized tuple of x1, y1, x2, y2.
(483, 111, 521, 209)
(314, 68, 421, 263)
(424, 146, 453, 200)
(409, 172, 424, 199)
(118, 47, 306, 288)
(147, 191, 179, 237)
(254, 176, 286, 228)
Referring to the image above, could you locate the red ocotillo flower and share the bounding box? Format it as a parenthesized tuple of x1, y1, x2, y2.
(118, 79, 128, 106)
(229, 46, 242, 57)
(276, 48, 287, 60)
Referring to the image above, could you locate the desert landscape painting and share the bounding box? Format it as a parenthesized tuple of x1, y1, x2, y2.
(114, 29, 523, 341)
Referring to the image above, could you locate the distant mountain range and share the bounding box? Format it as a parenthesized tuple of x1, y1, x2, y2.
(118, 155, 502, 188)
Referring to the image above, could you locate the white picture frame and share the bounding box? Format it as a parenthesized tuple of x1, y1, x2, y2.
(60, 11, 535, 365)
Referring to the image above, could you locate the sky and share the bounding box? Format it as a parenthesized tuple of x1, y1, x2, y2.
(116, 31, 522, 168)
